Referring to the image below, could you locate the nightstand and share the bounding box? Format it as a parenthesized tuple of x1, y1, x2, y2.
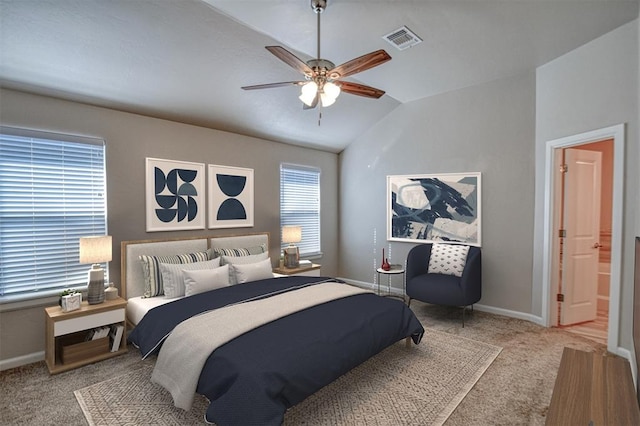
(273, 263, 321, 277)
(45, 297, 127, 374)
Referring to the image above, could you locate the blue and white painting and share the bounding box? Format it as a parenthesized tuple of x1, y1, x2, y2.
(387, 172, 481, 246)
(208, 165, 254, 229)
(145, 158, 206, 232)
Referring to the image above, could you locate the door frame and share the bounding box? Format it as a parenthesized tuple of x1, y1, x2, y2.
(541, 123, 624, 353)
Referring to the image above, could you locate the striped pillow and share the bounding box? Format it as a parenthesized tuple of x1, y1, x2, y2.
(160, 258, 221, 299)
(209, 244, 267, 258)
(139, 251, 209, 297)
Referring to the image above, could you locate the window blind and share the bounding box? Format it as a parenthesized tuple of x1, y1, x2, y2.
(0, 127, 107, 302)
(280, 164, 321, 257)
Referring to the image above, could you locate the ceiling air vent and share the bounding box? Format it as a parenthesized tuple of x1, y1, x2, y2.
(382, 26, 422, 51)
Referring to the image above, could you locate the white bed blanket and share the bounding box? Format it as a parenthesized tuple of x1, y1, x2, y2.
(151, 282, 371, 410)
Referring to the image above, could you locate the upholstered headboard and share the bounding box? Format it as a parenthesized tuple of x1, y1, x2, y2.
(121, 233, 270, 300)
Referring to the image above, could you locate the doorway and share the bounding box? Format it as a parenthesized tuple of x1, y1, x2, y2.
(555, 140, 613, 344)
(542, 124, 624, 353)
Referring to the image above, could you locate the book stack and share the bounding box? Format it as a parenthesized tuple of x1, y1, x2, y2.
(85, 324, 124, 352)
(86, 326, 110, 341)
(109, 324, 125, 352)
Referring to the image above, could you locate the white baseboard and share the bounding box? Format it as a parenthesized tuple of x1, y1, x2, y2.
(340, 277, 546, 325)
(474, 304, 545, 325)
(339, 277, 405, 296)
(0, 351, 44, 371)
(615, 347, 637, 391)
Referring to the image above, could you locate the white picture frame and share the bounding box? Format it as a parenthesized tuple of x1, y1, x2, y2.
(145, 158, 206, 232)
(387, 172, 481, 246)
(208, 164, 254, 229)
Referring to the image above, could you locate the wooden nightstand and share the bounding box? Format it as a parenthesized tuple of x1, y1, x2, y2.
(273, 263, 321, 277)
(45, 297, 127, 374)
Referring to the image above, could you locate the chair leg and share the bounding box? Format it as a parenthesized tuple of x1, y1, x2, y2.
(462, 305, 474, 327)
(462, 305, 466, 328)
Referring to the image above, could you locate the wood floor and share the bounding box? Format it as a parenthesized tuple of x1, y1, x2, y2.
(560, 260, 610, 345)
(562, 309, 608, 345)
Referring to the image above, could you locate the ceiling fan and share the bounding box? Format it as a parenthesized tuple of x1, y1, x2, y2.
(241, 0, 391, 110)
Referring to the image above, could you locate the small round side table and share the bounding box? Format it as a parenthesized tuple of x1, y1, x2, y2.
(376, 265, 406, 301)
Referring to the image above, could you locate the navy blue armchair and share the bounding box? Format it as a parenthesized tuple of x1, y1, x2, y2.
(406, 243, 481, 326)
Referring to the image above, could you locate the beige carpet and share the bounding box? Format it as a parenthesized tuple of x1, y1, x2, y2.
(74, 329, 501, 425)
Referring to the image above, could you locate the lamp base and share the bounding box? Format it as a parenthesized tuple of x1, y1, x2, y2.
(87, 267, 105, 304)
(283, 246, 300, 269)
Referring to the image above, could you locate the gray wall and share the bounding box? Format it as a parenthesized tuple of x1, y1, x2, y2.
(338, 72, 536, 314)
(0, 89, 339, 364)
(533, 20, 638, 350)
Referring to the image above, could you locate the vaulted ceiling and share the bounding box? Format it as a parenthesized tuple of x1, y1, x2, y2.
(1, 0, 638, 152)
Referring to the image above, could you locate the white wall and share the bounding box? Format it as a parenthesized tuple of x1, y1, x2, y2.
(339, 71, 536, 314)
(534, 20, 638, 350)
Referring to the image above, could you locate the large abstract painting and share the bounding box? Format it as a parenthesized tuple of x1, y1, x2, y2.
(208, 165, 254, 229)
(387, 172, 481, 246)
(145, 158, 206, 232)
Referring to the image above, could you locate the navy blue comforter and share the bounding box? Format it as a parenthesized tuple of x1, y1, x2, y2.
(129, 277, 424, 425)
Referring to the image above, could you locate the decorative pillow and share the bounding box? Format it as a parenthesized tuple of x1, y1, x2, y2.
(427, 244, 470, 277)
(139, 251, 209, 298)
(184, 265, 231, 297)
(160, 258, 221, 299)
(209, 244, 267, 259)
(230, 258, 273, 284)
(221, 252, 270, 284)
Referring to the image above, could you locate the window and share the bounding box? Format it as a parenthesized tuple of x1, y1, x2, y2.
(280, 164, 321, 257)
(0, 127, 107, 302)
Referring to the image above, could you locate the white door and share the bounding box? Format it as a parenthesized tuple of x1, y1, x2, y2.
(560, 148, 602, 325)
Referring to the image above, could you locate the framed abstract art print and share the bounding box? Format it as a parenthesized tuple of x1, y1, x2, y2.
(145, 158, 206, 232)
(208, 164, 254, 229)
(387, 172, 481, 246)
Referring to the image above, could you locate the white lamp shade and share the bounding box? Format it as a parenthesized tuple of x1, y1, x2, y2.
(299, 81, 318, 106)
(320, 93, 336, 107)
(323, 81, 340, 99)
(282, 226, 302, 244)
(79, 235, 112, 264)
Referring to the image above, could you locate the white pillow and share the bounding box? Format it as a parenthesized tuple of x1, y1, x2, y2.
(427, 243, 470, 277)
(221, 252, 269, 284)
(184, 265, 230, 296)
(160, 258, 221, 299)
(231, 258, 273, 284)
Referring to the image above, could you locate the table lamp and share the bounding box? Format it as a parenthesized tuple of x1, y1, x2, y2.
(282, 226, 302, 268)
(79, 235, 112, 304)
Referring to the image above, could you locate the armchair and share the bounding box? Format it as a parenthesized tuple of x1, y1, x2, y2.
(406, 243, 481, 326)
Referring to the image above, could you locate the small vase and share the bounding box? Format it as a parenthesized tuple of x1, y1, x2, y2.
(381, 249, 391, 271)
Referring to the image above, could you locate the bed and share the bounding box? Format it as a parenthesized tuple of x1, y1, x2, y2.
(123, 233, 424, 425)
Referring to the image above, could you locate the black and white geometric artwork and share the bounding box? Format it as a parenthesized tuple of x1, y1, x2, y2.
(208, 165, 254, 229)
(387, 172, 481, 246)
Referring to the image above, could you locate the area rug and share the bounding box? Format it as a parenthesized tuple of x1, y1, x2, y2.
(75, 329, 501, 425)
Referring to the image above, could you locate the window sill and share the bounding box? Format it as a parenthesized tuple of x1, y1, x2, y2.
(0, 292, 84, 313)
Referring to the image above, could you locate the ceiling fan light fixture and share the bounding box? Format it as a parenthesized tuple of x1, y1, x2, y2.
(242, 0, 391, 110)
(320, 92, 336, 107)
(323, 81, 340, 99)
(299, 81, 318, 106)
(319, 81, 340, 107)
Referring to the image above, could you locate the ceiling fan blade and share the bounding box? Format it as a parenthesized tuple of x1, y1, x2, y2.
(329, 49, 392, 79)
(241, 81, 305, 91)
(266, 46, 314, 76)
(338, 81, 386, 99)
